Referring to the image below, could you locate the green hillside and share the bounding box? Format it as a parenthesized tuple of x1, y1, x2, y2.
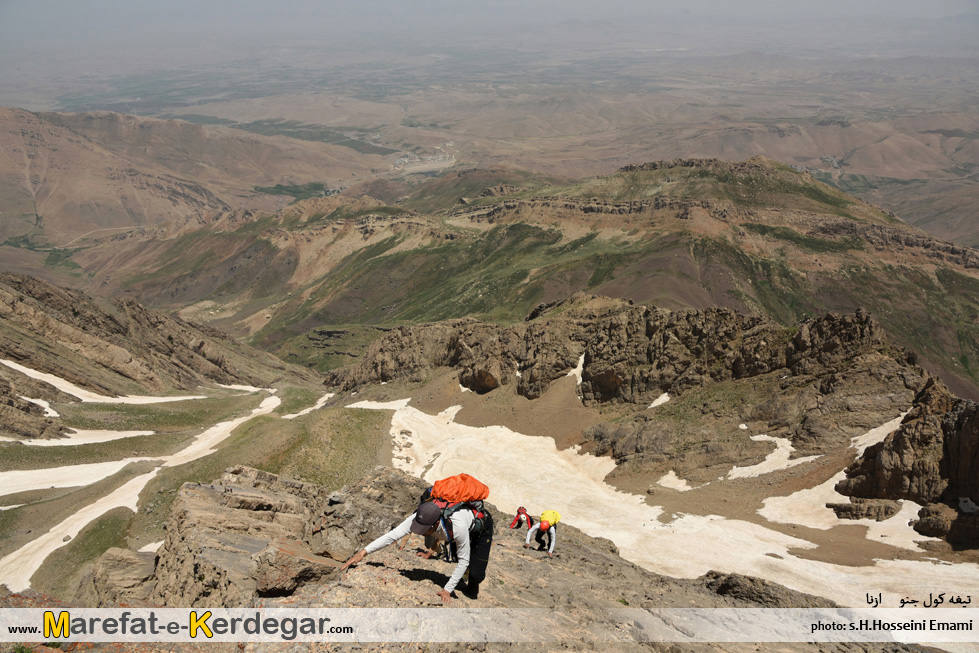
(59, 158, 979, 396)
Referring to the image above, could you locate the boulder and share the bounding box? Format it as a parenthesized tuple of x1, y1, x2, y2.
(252, 538, 340, 595)
(827, 498, 902, 521)
(76, 548, 157, 606)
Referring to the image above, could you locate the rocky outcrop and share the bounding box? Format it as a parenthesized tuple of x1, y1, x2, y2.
(479, 184, 517, 197)
(699, 571, 834, 608)
(581, 307, 775, 403)
(914, 504, 979, 543)
(812, 220, 979, 269)
(146, 467, 338, 606)
(75, 548, 157, 606)
(330, 297, 919, 407)
(0, 377, 66, 439)
(451, 194, 722, 224)
(826, 498, 903, 521)
(330, 297, 925, 471)
(326, 294, 626, 398)
(98, 466, 427, 608)
(580, 305, 923, 468)
(305, 466, 429, 562)
(836, 378, 979, 545)
(252, 538, 340, 595)
(619, 158, 767, 174)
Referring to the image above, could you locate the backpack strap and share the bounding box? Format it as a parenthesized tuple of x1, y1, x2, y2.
(440, 500, 485, 540)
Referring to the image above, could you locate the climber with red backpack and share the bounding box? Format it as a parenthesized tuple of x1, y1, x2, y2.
(508, 506, 534, 530)
(339, 473, 494, 606)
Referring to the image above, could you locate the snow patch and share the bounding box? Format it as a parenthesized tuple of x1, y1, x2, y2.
(657, 471, 696, 492)
(727, 435, 820, 479)
(0, 359, 206, 404)
(350, 404, 979, 606)
(0, 470, 159, 591)
(283, 392, 334, 419)
(0, 459, 152, 498)
(0, 429, 154, 447)
(18, 396, 59, 417)
(850, 416, 904, 455)
(567, 354, 584, 384)
(648, 393, 671, 409)
(216, 383, 265, 393)
(349, 398, 412, 411)
(758, 414, 928, 551)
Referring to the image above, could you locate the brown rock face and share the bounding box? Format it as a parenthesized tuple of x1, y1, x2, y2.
(75, 548, 157, 606)
(700, 571, 835, 608)
(827, 498, 903, 521)
(836, 377, 979, 545)
(149, 468, 335, 607)
(331, 296, 920, 408)
(305, 466, 430, 561)
(0, 377, 66, 439)
(93, 466, 427, 607)
(252, 538, 341, 595)
(326, 294, 623, 399)
(0, 272, 266, 394)
(914, 504, 979, 543)
(837, 378, 976, 504)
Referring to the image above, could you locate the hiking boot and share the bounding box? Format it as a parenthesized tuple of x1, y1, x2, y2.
(463, 582, 479, 600)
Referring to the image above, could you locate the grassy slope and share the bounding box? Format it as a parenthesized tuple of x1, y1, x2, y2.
(126, 405, 391, 549)
(2, 402, 390, 600)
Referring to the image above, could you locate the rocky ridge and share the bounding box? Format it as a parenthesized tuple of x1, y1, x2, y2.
(328, 296, 926, 461)
(86, 467, 844, 614)
(450, 194, 723, 224)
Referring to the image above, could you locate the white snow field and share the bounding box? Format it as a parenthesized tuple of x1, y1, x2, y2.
(0, 359, 205, 404)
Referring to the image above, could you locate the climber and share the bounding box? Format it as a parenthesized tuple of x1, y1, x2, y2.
(508, 506, 534, 530)
(339, 474, 494, 606)
(524, 509, 561, 558)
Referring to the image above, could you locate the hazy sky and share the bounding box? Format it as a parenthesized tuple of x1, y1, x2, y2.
(2, 0, 978, 47)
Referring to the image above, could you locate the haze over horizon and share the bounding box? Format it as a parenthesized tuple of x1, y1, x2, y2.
(2, 0, 978, 56)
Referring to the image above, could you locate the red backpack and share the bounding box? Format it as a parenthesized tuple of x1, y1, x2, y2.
(432, 473, 489, 503)
(423, 473, 489, 539)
